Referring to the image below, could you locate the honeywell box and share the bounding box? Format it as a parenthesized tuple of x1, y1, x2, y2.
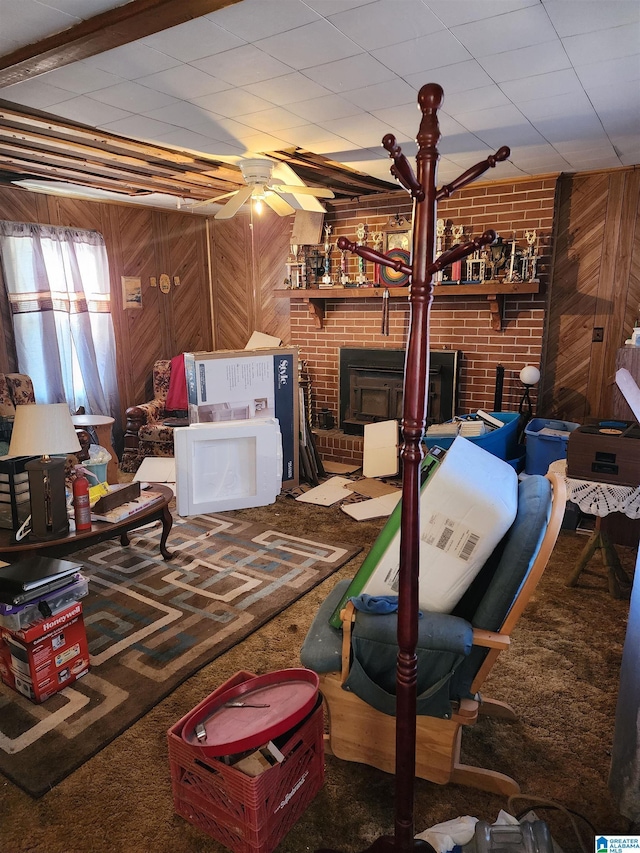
(184, 348, 299, 489)
(0, 601, 90, 703)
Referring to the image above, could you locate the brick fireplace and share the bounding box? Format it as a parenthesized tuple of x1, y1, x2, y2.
(288, 176, 557, 465)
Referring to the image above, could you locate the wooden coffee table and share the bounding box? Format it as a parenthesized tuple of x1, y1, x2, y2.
(0, 484, 174, 561)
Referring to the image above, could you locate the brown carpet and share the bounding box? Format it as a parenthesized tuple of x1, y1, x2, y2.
(0, 494, 636, 852)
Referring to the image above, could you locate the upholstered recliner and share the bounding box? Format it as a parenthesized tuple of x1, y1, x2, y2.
(300, 472, 566, 795)
(121, 357, 187, 472)
(0, 372, 36, 453)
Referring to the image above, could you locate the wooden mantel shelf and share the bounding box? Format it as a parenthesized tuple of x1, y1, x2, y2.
(275, 280, 540, 331)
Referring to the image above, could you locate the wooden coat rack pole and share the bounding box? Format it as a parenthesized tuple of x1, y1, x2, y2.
(318, 83, 509, 853)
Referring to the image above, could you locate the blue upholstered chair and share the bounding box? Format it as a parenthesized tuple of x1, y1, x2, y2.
(300, 472, 566, 795)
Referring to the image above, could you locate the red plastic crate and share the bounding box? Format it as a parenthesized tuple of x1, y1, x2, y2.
(168, 670, 324, 853)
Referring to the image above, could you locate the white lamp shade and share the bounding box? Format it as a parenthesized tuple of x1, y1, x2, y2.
(520, 365, 541, 387)
(8, 403, 81, 457)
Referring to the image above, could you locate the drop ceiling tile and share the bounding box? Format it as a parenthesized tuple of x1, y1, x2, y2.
(342, 79, 418, 111)
(323, 113, 393, 147)
(444, 85, 512, 116)
(206, 0, 320, 40)
(328, 0, 444, 50)
(303, 0, 374, 13)
(99, 115, 181, 139)
(0, 79, 75, 110)
(566, 154, 623, 171)
(596, 108, 640, 138)
(439, 130, 493, 157)
(455, 103, 527, 132)
(286, 93, 362, 122)
(0, 35, 21, 54)
(543, 0, 640, 37)
(425, 0, 539, 27)
(0, 0, 78, 44)
(194, 116, 257, 144)
(518, 91, 594, 122)
(236, 106, 309, 134)
(84, 44, 181, 77)
(193, 44, 293, 87)
(41, 0, 126, 15)
(273, 123, 354, 152)
(52, 96, 132, 126)
(576, 54, 640, 90)
(141, 19, 245, 62)
(152, 128, 230, 151)
(190, 89, 275, 118)
(228, 130, 292, 154)
(255, 19, 363, 69)
(535, 112, 609, 143)
(137, 66, 230, 100)
(499, 68, 584, 104)
(451, 5, 558, 57)
(90, 81, 178, 113)
(476, 123, 547, 151)
(372, 31, 471, 77)
(243, 72, 331, 105)
(370, 103, 422, 136)
(404, 60, 494, 95)
(478, 41, 571, 82)
(142, 101, 223, 128)
(563, 23, 640, 66)
(302, 54, 396, 93)
(41, 63, 125, 95)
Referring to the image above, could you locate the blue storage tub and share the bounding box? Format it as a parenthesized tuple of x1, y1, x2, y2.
(424, 412, 522, 468)
(524, 418, 580, 475)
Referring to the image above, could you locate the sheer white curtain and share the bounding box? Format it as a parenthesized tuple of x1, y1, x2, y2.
(0, 221, 121, 435)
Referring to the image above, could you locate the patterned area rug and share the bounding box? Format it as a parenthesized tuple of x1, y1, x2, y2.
(0, 512, 359, 798)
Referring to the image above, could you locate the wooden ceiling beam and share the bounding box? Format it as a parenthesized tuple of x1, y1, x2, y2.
(0, 0, 246, 87)
(0, 104, 241, 182)
(0, 127, 238, 194)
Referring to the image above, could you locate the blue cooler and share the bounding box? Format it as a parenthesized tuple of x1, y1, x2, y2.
(524, 418, 580, 474)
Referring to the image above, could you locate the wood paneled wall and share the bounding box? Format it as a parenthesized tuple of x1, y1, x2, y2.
(210, 207, 292, 351)
(0, 185, 213, 435)
(541, 168, 640, 421)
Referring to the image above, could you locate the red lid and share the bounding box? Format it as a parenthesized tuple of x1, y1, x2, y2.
(181, 668, 319, 758)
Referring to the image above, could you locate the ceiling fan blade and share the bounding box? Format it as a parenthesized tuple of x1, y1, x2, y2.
(264, 192, 295, 216)
(189, 190, 237, 209)
(271, 184, 335, 199)
(214, 185, 254, 219)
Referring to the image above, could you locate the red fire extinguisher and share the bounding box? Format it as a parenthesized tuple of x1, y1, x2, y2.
(73, 475, 92, 531)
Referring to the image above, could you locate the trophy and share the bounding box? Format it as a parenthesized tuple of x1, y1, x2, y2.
(504, 232, 522, 283)
(451, 223, 464, 282)
(522, 229, 539, 282)
(339, 244, 350, 286)
(435, 219, 445, 282)
(372, 231, 384, 285)
(356, 223, 368, 285)
(320, 224, 333, 287)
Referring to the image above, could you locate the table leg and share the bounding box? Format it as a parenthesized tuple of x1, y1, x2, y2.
(601, 531, 631, 599)
(92, 423, 118, 485)
(159, 503, 174, 560)
(567, 529, 601, 587)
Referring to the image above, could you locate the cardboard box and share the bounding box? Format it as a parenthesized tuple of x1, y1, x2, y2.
(184, 348, 299, 489)
(1, 601, 89, 703)
(0, 636, 15, 690)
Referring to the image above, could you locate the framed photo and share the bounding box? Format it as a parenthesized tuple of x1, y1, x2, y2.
(384, 229, 411, 253)
(121, 276, 142, 310)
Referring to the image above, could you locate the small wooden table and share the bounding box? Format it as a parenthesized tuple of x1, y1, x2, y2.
(71, 414, 118, 484)
(0, 484, 174, 561)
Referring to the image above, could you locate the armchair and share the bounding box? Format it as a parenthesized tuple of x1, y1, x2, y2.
(121, 358, 187, 472)
(300, 471, 566, 796)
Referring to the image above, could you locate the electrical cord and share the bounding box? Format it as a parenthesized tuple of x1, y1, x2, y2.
(507, 794, 590, 853)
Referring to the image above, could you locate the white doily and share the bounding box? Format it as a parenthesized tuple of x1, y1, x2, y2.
(548, 459, 640, 519)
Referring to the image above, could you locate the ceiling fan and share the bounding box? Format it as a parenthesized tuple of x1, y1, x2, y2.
(201, 158, 335, 219)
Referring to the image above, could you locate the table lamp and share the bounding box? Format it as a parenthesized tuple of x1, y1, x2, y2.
(519, 364, 541, 423)
(8, 404, 81, 540)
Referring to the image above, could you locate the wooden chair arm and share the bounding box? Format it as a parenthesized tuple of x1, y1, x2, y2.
(472, 628, 510, 650)
(340, 601, 356, 684)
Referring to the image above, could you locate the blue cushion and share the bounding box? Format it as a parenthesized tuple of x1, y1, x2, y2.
(300, 579, 349, 673)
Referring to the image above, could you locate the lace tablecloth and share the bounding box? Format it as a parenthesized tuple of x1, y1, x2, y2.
(548, 460, 640, 519)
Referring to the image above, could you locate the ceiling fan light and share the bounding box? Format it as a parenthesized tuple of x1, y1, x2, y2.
(253, 197, 264, 214)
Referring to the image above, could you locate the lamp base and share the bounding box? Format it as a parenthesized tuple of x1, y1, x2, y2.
(25, 456, 69, 540)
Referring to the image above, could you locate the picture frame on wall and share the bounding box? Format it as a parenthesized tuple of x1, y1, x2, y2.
(384, 229, 411, 253)
(121, 276, 142, 310)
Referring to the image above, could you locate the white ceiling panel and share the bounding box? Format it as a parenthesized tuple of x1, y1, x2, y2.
(255, 20, 363, 69)
(192, 44, 293, 87)
(136, 66, 230, 100)
(329, 0, 445, 50)
(0, 0, 639, 210)
(206, 0, 321, 40)
(141, 19, 246, 62)
(302, 54, 395, 93)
